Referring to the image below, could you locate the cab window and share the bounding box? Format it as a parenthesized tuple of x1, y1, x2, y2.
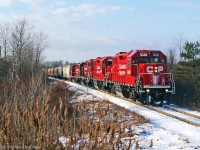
(140, 57, 148, 63)
(107, 60, 112, 66)
(132, 58, 138, 64)
(150, 58, 158, 63)
(161, 58, 166, 64)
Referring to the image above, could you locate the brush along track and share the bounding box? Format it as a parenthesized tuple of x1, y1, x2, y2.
(50, 78, 200, 127)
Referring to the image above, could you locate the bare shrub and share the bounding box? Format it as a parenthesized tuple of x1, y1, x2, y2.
(0, 78, 149, 149)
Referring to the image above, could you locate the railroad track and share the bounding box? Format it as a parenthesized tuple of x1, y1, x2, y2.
(162, 105, 200, 119)
(145, 105, 200, 127)
(50, 77, 200, 127)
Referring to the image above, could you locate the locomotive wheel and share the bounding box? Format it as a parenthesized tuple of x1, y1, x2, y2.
(138, 93, 146, 104)
(72, 78, 76, 82)
(83, 79, 88, 85)
(105, 83, 112, 93)
(138, 94, 153, 105)
(88, 81, 94, 87)
(132, 92, 139, 101)
(93, 80, 99, 89)
(97, 81, 103, 90)
(163, 94, 171, 105)
(122, 89, 131, 98)
(151, 91, 164, 106)
(110, 85, 116, 94)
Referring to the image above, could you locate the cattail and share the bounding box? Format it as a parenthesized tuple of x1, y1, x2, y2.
(29, 117, 34, 126)
(22, 108, 29, 121)
(116, 135, 121, 148)
(150, 139, 153, 148)
(30, 100, 34, 112)
(44, 105, 49, 115)
(95, 121, 100, 135)
(45, 95, 50, 106)
(64, 106, 68, 117)
(105, 103, 109, 116)
(125, 139, 132, 150)
(2, 102, 8, 115)
(15, 100, 18, 112)
(36, 100, 40, 110)
(110, 122, 115, 139)
(52, 106, 56, 117)
(77, 103, 81, 113)
(19, 90, 23, 96)
(16, 74, 20, 81)
(135, 140, 139, 149)
(92, 103, 95, 112)
(82, 100, 86, 109)
(59, 98, 63, 110)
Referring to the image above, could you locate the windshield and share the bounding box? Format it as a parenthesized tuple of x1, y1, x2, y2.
(132, 58, 138, 64)
(150, 58, 159, 63)
(140, 57, 148, 63)
(161, 58, 166, 64)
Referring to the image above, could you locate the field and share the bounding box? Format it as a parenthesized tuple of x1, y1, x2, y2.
(0, 79, 149, 149)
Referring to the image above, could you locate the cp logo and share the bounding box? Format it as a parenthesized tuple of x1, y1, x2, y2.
(146, 66, 163, 73)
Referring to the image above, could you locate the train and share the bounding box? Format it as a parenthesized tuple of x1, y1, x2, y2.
(44, 49, 175, 105)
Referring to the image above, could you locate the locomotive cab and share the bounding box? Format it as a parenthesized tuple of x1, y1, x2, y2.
(134, 50, 175, 104)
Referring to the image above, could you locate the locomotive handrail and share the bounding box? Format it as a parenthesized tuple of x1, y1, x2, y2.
(138, 72, 174, 81)
(136, 72, 175, 94)
(138, 72, 174, 88)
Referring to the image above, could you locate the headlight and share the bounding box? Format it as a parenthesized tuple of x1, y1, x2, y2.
(146, 89, 150, 93)
(165, 89, 168, 92)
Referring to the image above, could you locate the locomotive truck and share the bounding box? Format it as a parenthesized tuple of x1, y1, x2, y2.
(46, 49, 175, 105)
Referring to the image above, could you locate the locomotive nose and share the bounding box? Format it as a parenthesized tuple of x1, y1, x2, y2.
(152, 74, 160, 85)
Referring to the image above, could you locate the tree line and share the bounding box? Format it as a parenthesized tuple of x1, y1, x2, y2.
(0, 19, 48, 82)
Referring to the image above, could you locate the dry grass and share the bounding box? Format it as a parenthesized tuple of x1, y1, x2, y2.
(0, 77, 151, 149)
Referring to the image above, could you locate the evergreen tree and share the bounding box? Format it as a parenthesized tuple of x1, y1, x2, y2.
(178, 41, 200, 108)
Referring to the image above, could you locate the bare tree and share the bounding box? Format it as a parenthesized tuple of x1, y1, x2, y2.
(10, 19, 34, 77)
(0, 23, 10, 60)
(167, 48, 177, 70)
(34, 30, 48, 69)
(8, 18, 48, 79)
(173, 32, 187, 61)
(0, 24, 12, 80)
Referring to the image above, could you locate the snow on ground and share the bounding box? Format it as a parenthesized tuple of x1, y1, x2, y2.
(51, 78, 200, 149)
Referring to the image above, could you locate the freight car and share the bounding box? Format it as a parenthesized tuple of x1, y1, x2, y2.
(45, 49, 175, 105)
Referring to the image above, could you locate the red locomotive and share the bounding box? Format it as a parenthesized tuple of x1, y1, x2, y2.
(46, 49, 175, 105)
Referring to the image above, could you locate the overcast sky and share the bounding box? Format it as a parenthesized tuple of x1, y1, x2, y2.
(0, 0, 200, 63)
